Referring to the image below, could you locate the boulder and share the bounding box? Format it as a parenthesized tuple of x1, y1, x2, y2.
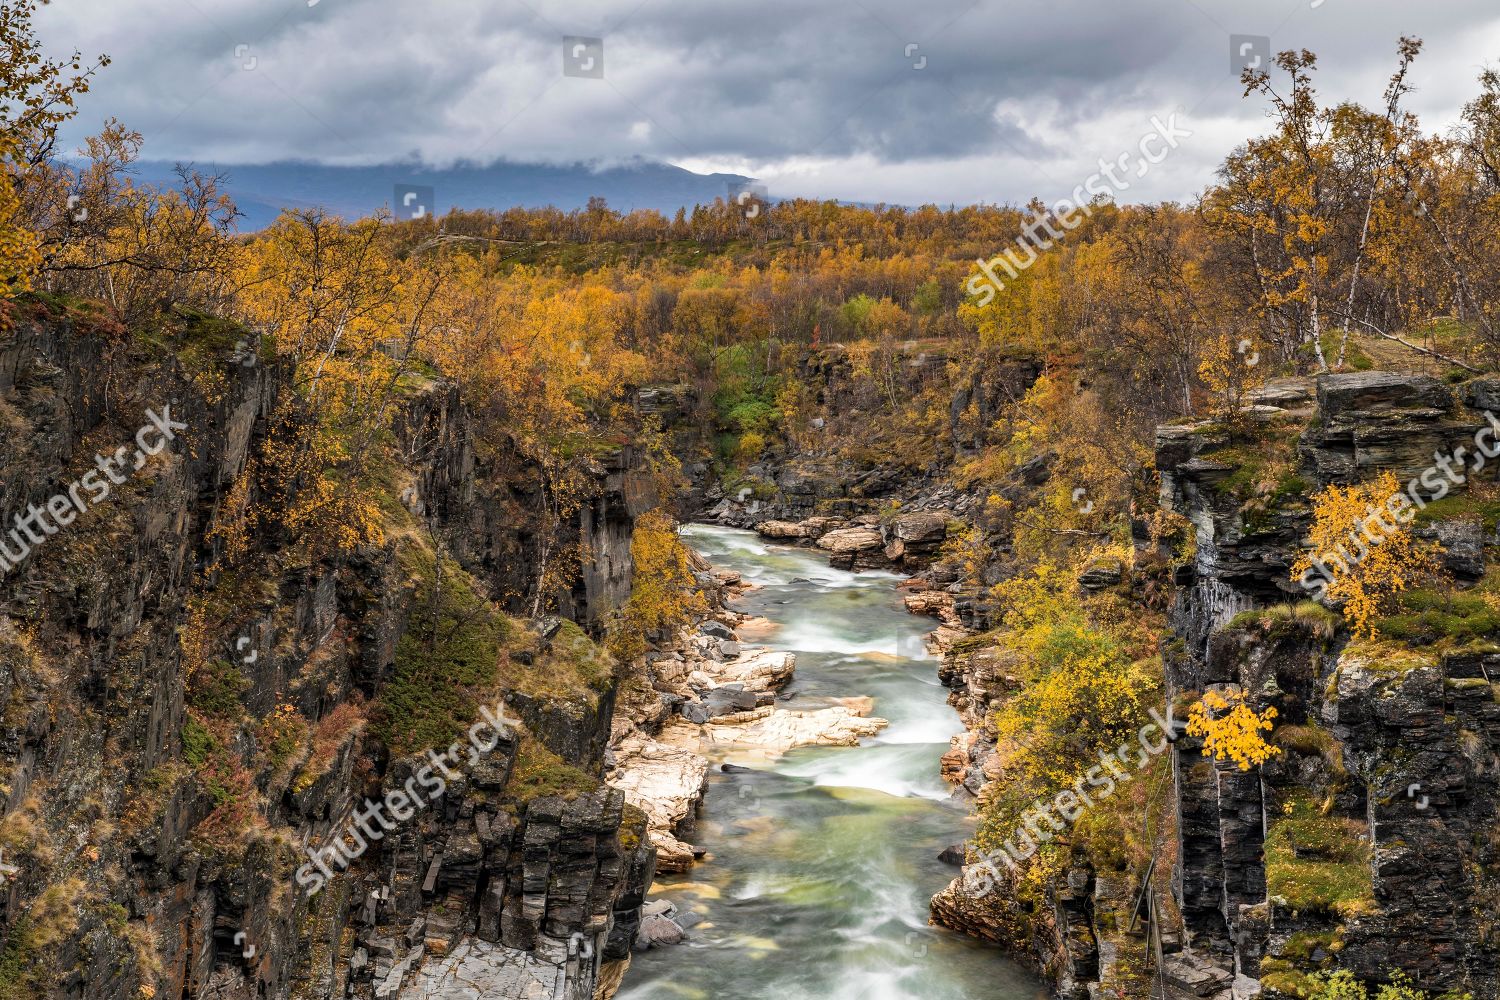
(635, 913, 685, 949)
(698, 620, 735, 641)
(816, 526, 883, 554)
(886, 511, 948, 545)
(755, 520, 807, 539)
(1249, 377, 1315, 409)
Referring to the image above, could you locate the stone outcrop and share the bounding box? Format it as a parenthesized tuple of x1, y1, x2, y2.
(607, 734, 709, 873)
(924, 370, 1500, 1000)
(0, 309, 659, 1000)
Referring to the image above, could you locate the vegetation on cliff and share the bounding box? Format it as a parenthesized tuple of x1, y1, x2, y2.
(0, 2, 1498, 997)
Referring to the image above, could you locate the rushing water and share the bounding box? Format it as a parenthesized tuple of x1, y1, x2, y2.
(616, 524, 1043, 1000)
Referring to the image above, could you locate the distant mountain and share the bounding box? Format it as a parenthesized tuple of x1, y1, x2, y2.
(123, 158, 755, 230)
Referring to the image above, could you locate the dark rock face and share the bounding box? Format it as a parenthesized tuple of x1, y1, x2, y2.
(1303, 372, 1477, 486)
(0, 314, 656, 1000)
(399, 387, 653, 629)
(1153, 375, 1500, 1000)
(934, 371, 1500, 1000)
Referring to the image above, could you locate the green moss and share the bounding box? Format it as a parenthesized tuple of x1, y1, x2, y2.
(1376, 586, 1500, 645)
(1410, 495, 1500, 532)
(374, 553, 508, 757)
(506, 736, 598, 807)
(951, 629, 1002, 654)
(1265, 794, 1375, 918)
(1340, 637, 1442, 678)
(1262, 968, 1319, 999)
(618, 803, 649, 852)
(0, 880, 85, 1000)
(138, 304, 265, 371)
(1273, 724, 1345, 779)
(1313, 333, 1375, 372)
(1280, 929, 1344, 964)
(1229, 601, 1340, 640)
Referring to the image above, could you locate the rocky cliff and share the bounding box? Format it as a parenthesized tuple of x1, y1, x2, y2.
(0, 304, 658, 1000)
(929, 372, 1500, 1000)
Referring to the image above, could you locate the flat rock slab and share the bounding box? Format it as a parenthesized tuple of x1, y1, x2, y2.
(698, 705, 887, 753)
(816, 527, 884, 553)
(397, 938, 586, 1000)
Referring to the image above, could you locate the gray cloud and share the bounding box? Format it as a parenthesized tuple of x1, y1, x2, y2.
(35, 0, 1500, 206)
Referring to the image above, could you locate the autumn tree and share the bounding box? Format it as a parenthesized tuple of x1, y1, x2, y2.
(1291, 471, 1444, 637)
(1197, 332, 1266, 432)
(0, 0, 108, 297)
(1185, 688, 1280, 771)
(607, 510, 706, 663)
(1208, 48, 1335, 368)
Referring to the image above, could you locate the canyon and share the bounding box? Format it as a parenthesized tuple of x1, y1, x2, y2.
(1, 305, 1497, 1000)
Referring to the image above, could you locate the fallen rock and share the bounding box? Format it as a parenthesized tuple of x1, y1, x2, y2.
(698, 620, 735, 641)
(1162, 956, 1234, 998)
(695, 648, 796, 693)
(635, 913, 686, 950)
(816, 526, 884, 554)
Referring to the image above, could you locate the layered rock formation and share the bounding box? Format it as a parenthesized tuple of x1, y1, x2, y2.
(926, 372, 1500, 1000)
(0, 308, 658, 1000)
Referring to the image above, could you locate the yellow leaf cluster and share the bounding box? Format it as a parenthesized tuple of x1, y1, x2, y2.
(1185, 689, 1280, 771)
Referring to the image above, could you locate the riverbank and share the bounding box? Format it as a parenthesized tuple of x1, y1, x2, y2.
(608, 525, 1043, 1000)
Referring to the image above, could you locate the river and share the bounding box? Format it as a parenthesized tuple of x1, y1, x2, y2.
(615, 524, 1042, 1000)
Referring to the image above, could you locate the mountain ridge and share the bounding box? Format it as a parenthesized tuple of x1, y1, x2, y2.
(121, 157, 756, 229)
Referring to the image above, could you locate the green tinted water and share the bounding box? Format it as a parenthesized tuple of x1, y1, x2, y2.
(615, 525, 1042, 1000)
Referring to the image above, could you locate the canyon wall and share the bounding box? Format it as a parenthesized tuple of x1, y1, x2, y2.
(930, 373, 1500, 1000)
(0, 306, 656, 999)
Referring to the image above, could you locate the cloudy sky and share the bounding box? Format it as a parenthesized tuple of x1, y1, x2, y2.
(36, 0, 1500, 207)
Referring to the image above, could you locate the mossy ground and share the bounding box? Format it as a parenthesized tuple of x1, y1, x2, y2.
(1229, 601, 1341, 641)
(1265, 794, 1374, 918)
(1375, 582, 1500, 647)
(505, 736, 598, 807)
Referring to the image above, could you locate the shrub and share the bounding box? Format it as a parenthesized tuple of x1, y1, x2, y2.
(1292, 471, 1444, 638)
(1185, 688, 1280, 771)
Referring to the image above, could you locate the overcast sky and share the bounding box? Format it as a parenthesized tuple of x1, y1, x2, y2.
(36, 0, 1500, 208)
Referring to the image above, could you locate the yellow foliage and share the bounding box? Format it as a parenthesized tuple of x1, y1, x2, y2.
(608, 511, 706, 663)
(1185, 688, 1280, 771)
(1197, 333, 1265, 428)
(1290, 471, 1443, 637)
(987, 560, 1160, 789)
(0, 135, 39, 299)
